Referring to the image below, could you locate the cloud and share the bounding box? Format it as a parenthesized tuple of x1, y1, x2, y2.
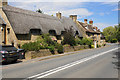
(94, 23, 116, 31)
(45, 8, 93, 17)
(102, 2, 118, 5)
(9, 2, 83, 11)
(9, 2, 93, 18)
(112, 8, 120, 11)
(99, 12, 110, 16)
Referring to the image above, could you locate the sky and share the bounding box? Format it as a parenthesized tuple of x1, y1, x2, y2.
(7, 0, 119, 31)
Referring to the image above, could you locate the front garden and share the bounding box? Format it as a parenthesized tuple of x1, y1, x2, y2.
(21, 28, 105, 59)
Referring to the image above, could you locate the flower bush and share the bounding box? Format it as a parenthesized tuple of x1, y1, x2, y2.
(56, 44, 64, 53)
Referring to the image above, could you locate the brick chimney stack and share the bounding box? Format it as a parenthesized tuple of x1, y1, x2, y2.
(89, 20, 93, 25)
(84, 19, 87, 24)
(69, 15, 77, 22)
(0, 0, 8, 8)
(56, 12, 61, 19)
(3, 0, 8, 6)
(96, 27, 98, 31)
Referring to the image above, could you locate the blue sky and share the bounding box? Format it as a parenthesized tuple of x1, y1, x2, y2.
(8, 1, 119, 31)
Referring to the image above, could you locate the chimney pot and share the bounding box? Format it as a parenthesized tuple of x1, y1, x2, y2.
(84, 19, 87, 24)
(69, 15, 77, 22)
(96, 27, 98, 30)
(89, 20, 93, 25)
(56, 12, 61, 19)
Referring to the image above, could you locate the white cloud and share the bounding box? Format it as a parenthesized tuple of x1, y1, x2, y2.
(112, 8, 120, 11)
(102, 2, 118, 5)
(9, 2, 93, 18)
(45, 8, 93, 18)
(94, 23, 116, 31)
(99, 12, 110, 16)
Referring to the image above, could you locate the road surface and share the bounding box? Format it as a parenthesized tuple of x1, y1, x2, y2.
(1, 44, 120, 79)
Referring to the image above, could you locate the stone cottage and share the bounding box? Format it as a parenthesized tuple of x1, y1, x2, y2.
(0, 1, 83, 47)
(76, 19, 101, 45)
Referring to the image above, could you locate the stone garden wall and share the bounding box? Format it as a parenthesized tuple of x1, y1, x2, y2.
(25, 45, 89, 60)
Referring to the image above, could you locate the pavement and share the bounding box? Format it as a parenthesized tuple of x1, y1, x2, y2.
(1, 44, 120, 79)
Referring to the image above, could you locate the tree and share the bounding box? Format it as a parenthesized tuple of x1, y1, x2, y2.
(103, 26, 117, 42)
(116, 24, 120, 42)
(36, 9, 43, 13)
(62, 26, 76, 46)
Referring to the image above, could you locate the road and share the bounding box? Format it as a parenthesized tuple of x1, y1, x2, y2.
(1, 44, 120, 79)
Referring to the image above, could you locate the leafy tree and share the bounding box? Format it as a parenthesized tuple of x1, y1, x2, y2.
(62, 26, 76, 46)
(36, 9, 43, 13)
(116, 24, 120, 42)
(103, 26, 117, 42)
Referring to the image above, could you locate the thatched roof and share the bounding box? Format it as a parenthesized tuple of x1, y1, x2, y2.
(78, 22, 100, 34)
(2, 5, 83, 37)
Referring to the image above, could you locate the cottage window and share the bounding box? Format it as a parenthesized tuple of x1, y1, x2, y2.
(16, 34, 31, 40)
(7, 28, 10, 34)
(30, 29, 41, 35)
(1, 27, 3, 31)
(56, 35, 61, 40)
(93, 29, 96, 31)
(85, 26, 89, 30)
(49, 30, 56, 36)
(76, 31, 79, 35)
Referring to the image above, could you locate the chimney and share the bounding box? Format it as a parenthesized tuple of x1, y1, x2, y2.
(89, 20, 93, 25)
(56, 12, 61, 19)
(84, 19, 87, 24)
(69, 15, 77, 22)
(95, 27, 98, 31)
(3, 0, 8, 6)
(0, 0, 2, 8)
(0, 0, 8, 8)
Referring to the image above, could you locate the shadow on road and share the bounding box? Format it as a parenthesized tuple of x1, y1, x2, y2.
(112, 44, 120, 79)
(1, 60, 23, 65)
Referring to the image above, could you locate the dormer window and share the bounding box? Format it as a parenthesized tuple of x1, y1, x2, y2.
(93, 29, 96, 31)
(85, 26, 89, 30)
(7, 28, 10, 34)
(30, 29, 41, 35)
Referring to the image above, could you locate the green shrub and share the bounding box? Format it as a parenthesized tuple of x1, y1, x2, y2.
(104, 44, 106, 46)
(21, 42, 40, 51)
(99, 45, 101, 47)
(102, 43, 106, 46)
(97, 44, 101, 48)
(91, 45, 94, 48)
(42, 34, 56, 46)
(48, 45, 55, 54)
(80, 38, 87, 45)
(62, 27, 76, 46)
(79, 38, 93, 48)
(110, 38, 117, 43)
(56, 44, 64, 53)
(97, 44, 99, 48)
(75, 37, 81, 45)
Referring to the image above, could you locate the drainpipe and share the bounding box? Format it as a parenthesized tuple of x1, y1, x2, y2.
(3, 24, 7, 45)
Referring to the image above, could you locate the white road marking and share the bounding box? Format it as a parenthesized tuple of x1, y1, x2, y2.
(28, 47, 119, 79)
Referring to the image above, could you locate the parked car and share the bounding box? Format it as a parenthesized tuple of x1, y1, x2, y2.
(0, 45, 25, 63)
